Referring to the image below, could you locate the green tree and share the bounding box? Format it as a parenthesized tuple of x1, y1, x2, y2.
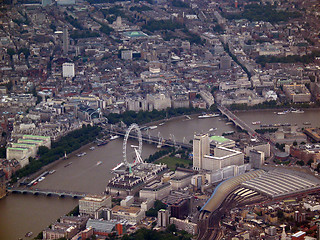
(38, 146, 49, 156)
(7, 48, 15, 58)
(166, 224, 177, 233)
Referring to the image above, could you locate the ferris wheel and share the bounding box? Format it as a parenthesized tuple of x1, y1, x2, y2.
(123, 123, 143, 167)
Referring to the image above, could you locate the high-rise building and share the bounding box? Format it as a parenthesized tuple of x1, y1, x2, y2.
(193, 133, 210, 170)
(220, 55, 231, 70)
(62, 62, 75, 78)
(249, 149, 264, 169)
(157, 209, 169, 227)
(63, 27, 69, 55)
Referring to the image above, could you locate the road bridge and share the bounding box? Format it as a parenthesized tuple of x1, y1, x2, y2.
(217, 105, 258, 138)
(8, 188, 86, 198)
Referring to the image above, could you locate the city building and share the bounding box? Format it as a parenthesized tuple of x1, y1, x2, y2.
(111, 205, 145, 224)
(79, 194, 112, 217)
(193, 133, 244, 171)
(86, 219, 116, 237)
(210, 135, 235, 149)
(291, 231, 306, 240)
(283, 84, 311, 103)
(193, 133, 210, 170)
(157, 209, 169, 227)
(170, 217, 198, 235)
(62, 63, 75, 78)
(139, 181, 171, 200)
(249, 150, 265, 169)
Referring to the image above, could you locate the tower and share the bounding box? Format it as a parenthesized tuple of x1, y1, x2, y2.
(63, 27, 69, 55)
(157, 209, 169, 227)
(193, 133, 210, 170)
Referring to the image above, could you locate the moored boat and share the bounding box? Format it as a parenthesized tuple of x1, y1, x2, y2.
(198, 113, 220, 119)
(110, 135, 120, 140)
(25, 232, 33, 237)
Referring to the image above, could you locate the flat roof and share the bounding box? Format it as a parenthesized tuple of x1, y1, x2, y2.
(19, 139, 43, 143)
(210, 136, 230, 143)
(23, 135, 50, 139)
(7, 147, 28, 150)
(12, 143, 36, 147)
(123, 31, 148, 38)
(112, 205, 140, 214)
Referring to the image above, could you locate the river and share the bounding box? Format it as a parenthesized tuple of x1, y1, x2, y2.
(1, 109, 320, 240)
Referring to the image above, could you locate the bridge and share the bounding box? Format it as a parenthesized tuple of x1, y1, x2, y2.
(217, 105, 258, 138)
(108, 127, 192, 149)
(8, 188, 86, 198)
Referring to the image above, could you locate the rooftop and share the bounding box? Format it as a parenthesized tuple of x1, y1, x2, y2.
(210, 135, 230, 143)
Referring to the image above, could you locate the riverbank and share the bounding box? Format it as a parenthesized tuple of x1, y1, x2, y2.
(15, 141, 97, 188)
(230, 105, 320, 113)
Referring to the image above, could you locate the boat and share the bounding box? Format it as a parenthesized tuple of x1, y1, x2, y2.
(252, 121, 261, 125)
(111, 162, 124, 171)
(303, 122, 311, 125)
(148, 126, 158, 130)
(277, 111, 287, 115)
(291, 109, 304, 113)
(198, 113, 220, 119)
(64, 162, 72, 167)
(38, 177, 45, 182)
(222, 131, 235, 135)
(226, 122, 233, 125)
(64, 151, 67, 159)
(159, 122, 165, 126)
(90, 147, 95, 150)
(49, 170, 56, 174)
(97, 140, 109, 146)
(209, 128, 217, 131)
(25, 232, 33, 237)
(77, 152, 86, 157)
(110, 135, 120, 140)
(96, 161, 102, 166)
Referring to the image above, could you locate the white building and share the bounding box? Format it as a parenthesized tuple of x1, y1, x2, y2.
(111, 205, 145, 224)
(79, 194, 112, 217)
(147, 93, 171, 111)
(157, 209, 169, 227)
(62, 62, 75, 78)
(193, 133, 244, 171)
(202, 147, 244, 171)
(139, 181, 171, 200)
(193, 133, 210, 170)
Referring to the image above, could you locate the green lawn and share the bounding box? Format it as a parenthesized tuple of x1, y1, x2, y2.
(155, 156, 192, 170)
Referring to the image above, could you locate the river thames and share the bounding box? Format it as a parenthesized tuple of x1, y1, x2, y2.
(1, 109, 320, 240)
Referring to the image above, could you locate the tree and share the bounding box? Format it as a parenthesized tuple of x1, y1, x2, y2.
(166, 224, 177, 233)
(38, 146, 49, 156)
(7, 48, 15, 58)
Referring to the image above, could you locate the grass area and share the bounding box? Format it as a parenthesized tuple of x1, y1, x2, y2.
(155, 156, 192, 170)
